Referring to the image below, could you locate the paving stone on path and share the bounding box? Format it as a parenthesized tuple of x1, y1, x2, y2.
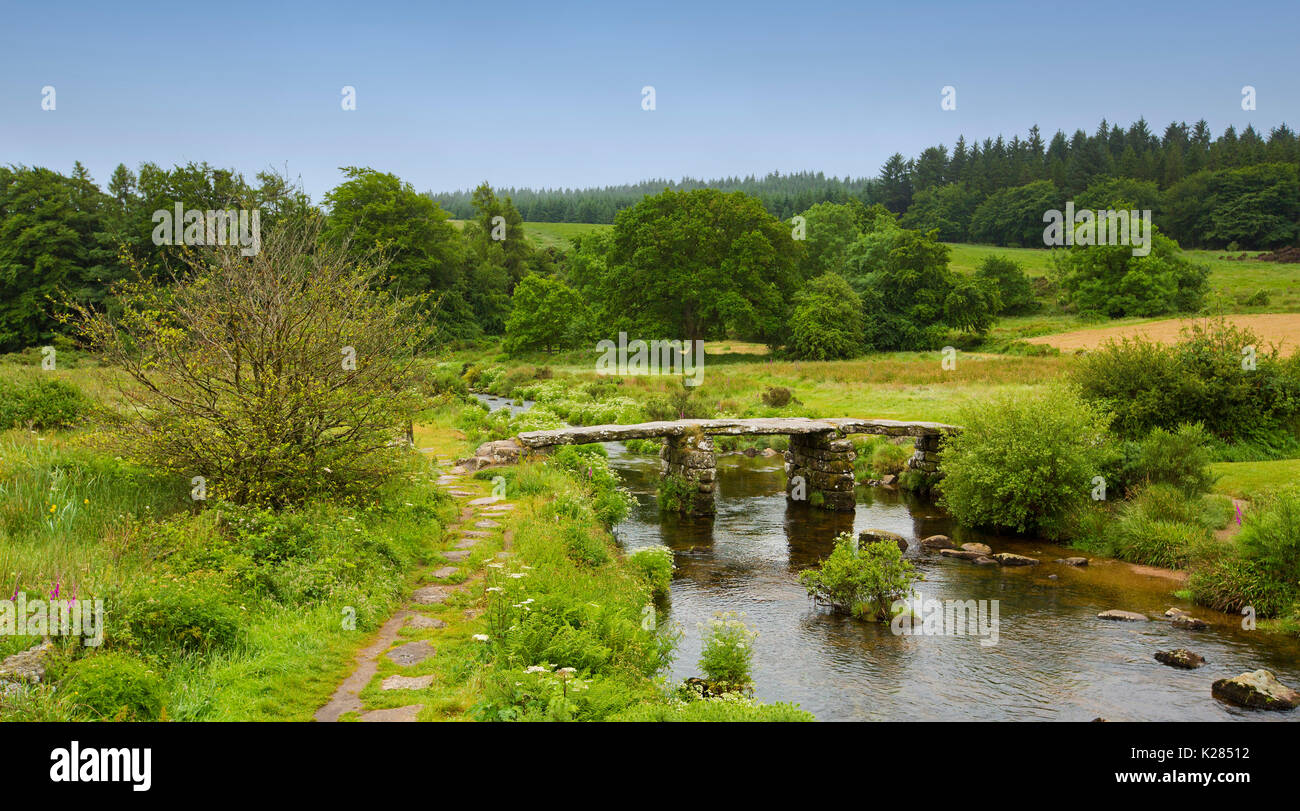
(448, 490, 475, 497)
(435, 477, 459, 485)
(432, 566, 458, 579)
(461, 530, 490, 537)
(468, 496, 500, 506)
(405, 615, 447, 630)
(474, 520, 501, 529)
(443, 550, 469, 562)
(386, 640, 436, 666)
(381, 674, 435, 691)
(482, 503, 516, 511)
(359, 705, 422, 722)
(449, 466, 467, 475)
(412, 585, 454, 605)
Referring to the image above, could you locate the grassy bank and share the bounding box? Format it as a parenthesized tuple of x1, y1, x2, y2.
(385, 400, 812, 721)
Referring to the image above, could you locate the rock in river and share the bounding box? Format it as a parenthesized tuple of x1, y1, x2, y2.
(1171, 614, 1209, 630)
(1058, 556, 1088, 566)
(993, 552, 1039, 566)
(920, 534, 955, 549)
(1155, 649, 1205, 669)
(859, 529, 908, 553)
(960, 542, 991, 556)
(939, 548, 987, 561)
(1098, 609, 1148, 622)
(1211, 670, 1300, 711)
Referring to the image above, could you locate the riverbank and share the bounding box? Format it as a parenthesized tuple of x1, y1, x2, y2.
(314, 399, 814, 721)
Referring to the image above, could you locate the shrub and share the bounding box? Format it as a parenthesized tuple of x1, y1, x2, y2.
(0, 378, 90, 430)
(1049, 224, 1209, 317)
(627, 546, 673, 600)
(698, 612, 757, 691)
(761, 386, 793, 408)
(975, 255, 1035, 315)
(60, 652, 165, 721)
(938, 388, 1115, 535)
(1111, 424, 1216, 497)
(787, 273, 863, 360)
(69, 215, 431, 508)
(116, 576, 242, 658)
(1234, 487, 1300, 612)
(799, 533, 916, 621)
(1072, 319, 1300, 441)
(657, 473, 697, 513)
(562, 523, 612, 567)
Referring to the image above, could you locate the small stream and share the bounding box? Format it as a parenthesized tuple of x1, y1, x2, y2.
(476, 394, 1300, 721)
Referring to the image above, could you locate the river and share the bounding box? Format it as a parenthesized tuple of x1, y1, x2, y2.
(476, 395, 1300, 721)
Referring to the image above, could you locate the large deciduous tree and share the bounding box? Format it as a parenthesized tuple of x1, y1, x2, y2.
(590, 188, 802, 346)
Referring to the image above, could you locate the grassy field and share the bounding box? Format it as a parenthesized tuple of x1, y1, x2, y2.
(1210, 458, 1300, 500)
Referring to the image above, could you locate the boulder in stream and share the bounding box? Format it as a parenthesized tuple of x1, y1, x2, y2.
(920, 534, 955, 549)
(993, 552, 1040, 566)
(1098, 609, 1148, 622)
(939, 548, 986, 561)
(960, 542, 991, 555)
(1058, 556, 1089, 566)
(859, 529, 908, 553)
(1211, 670, 1300, 711)
(1171, 614, 1209, 630)
(1155, 649, 1205, 669)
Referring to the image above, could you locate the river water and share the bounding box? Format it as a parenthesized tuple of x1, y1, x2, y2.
(476, 395, 1300, 721)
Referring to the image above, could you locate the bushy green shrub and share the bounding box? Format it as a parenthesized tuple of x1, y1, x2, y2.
(1073, 320, 1300, 441)
(698, 613, 757, 691)
(1111, 423, 1216, 497)
(938, 388, 1115, 535)
(1049, 224, 1209, 317)
(657, 473, 697, 513)
(975, 255, 1036, 315)
(787, 274, 863, 360)
(798, 533, 916, 620)
(60, 652, 165, 721)
(0, 377, 90, 429)
(116, 576, 242, 658)
(1211, 486, 1300, 617)
(761, 386, 793, 408)
(627, 546, 674, 600)
(562, 523, 612, 567)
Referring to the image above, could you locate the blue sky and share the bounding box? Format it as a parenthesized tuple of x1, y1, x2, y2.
(2, 0, 1296, 201)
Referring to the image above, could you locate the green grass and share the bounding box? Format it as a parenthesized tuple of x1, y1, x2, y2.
(1211, 459, 1300, 500)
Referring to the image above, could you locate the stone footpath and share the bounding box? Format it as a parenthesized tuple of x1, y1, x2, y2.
(314, 457, 514, 723)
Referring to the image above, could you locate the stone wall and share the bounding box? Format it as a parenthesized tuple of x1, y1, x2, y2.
(660, 433, 716, 514)
(784, 430, 856, 511)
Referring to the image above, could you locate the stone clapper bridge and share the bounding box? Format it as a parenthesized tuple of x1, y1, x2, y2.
(472, 417, 960, 515)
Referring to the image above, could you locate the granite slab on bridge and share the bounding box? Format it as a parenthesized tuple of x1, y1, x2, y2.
(514, 417, 959, 448)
